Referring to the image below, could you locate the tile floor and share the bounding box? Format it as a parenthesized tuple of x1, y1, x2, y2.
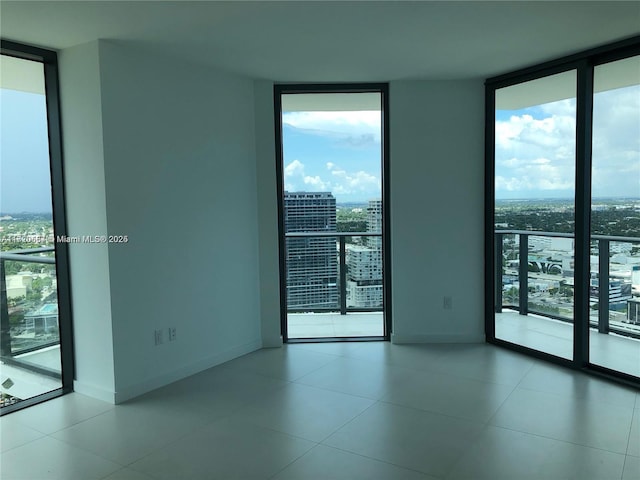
(7, 310, 638, 405)
(1, 342, 638, 479)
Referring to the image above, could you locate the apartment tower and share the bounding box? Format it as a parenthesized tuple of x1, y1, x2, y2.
(284, 192, 338, 309)
(346, 199, 384, 308)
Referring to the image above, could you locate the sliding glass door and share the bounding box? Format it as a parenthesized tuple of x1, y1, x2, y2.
(275, 85, 390, 341)
(589, 55, 640, 378)
(0, 42, 73, 414)
(487, 38, 640, 384)
(493, 71, 577, 360)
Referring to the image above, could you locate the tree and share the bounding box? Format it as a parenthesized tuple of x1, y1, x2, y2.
(559, 285, 573, 297)
(505, 286, 519, 303)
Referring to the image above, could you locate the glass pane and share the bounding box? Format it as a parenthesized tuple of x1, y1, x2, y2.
(281, 92, 384, 339)
(494, 70, 577, 359)
(0, 55, 63, 408)
(589, 55, 640, 377)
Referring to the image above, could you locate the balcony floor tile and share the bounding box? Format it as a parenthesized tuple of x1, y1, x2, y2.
(288, 312, 383, 339)
(496, 309, 640, 376)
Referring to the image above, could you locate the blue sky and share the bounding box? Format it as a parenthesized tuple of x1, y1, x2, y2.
(282, 111, 382, 203)
(0, 88, 53, 213)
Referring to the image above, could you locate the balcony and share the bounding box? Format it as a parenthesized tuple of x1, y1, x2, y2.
(495, 230, 640, 377)
(1, 247, 62, 409)
(285, 232, 385, 339)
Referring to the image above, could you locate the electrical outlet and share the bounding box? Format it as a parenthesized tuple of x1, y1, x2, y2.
(154, 329, 164, 345)
(168, 327, 176, 342)
(443, 296, 453, 310)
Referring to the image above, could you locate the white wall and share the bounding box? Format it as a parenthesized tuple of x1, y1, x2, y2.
(250, 80, 486, 345)
(58, 44, 486, 402)
(58, 41, 116, 401)
(60, 40, 263, 403)
(389, 80, 485, 343)
(97, 41, 262, 402)
(253, 80, 283, 348)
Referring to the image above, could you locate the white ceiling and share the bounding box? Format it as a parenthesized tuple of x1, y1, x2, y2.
(1, 1, 639, 82)
(282, 92, 381, 111)
(0, 55, 46, 94)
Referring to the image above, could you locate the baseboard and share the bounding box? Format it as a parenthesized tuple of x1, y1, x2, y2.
(73, 380, 117, 404)
(391, 332, 486, 344)
(262, 335, 283, 348)
(112, 338, 262, 404)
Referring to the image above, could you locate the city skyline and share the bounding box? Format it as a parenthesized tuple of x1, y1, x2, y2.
(2, 83, 637, 212)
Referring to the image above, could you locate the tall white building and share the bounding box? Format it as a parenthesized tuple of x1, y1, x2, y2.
(347, 199, 383, 308)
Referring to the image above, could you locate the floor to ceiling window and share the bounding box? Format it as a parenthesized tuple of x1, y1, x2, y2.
(0, 41, 73, 414)
(486, 37, 640, 384)
(274, 85, 390, 342)
(589, 54, 640, 377)
(493, 70, 577, 360)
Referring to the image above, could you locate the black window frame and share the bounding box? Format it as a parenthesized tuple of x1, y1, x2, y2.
(485, 35, 640, 387)
(274, 83, 392, 343)
(0, 39, 74, 414)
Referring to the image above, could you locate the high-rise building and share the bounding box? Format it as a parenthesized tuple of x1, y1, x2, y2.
(347, 199, 383, 308)
(284, 192, 338, 309)
(366, 199, 382, 251)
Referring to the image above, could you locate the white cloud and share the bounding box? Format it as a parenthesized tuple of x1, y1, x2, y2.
(591, 86, 640, 197)
(496, 165, 574, 193)
(284, 159, 380, 200)
(303, 175, 329, 190)
(496, 110, 576, 156)
(496, 85, 640, 198)
(499, 157, 551, 168)
(327, 162, 380, 195)
(284, 159, 330, 192)
(283, 111, 382, 146)
(284, 159, 304, 178)
(496, 99, 576, 196)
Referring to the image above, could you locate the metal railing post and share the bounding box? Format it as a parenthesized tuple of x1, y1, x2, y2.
(495, 233, 503, 313)
(598, 239, 610, 334)
(519, 234, 529, 315)
(339, 236, 347, 315)
(0, 260, 13, 358)
(492, 229, 639, 339)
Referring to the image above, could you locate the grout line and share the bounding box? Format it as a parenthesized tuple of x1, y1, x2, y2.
(292, 378, 383, 402)
(484, 382, 519, 427)
(489, 423, 629, 457)
(625, 407, 638, 457)
(482, 353, 537, 426)
(315, 399, 380, 446)
(265, 444, 319, 480)
(318, 443, 446, 479)
(375, 398, 488, 428)
(316, 399, 448, 479)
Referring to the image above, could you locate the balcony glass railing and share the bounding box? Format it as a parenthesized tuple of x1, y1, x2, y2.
(1, 247, 62, 408)
(495, 230, 640, 339)
(285, 232, 383, 315)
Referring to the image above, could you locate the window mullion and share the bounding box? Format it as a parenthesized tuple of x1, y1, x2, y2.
(573, 59, 594, 368)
